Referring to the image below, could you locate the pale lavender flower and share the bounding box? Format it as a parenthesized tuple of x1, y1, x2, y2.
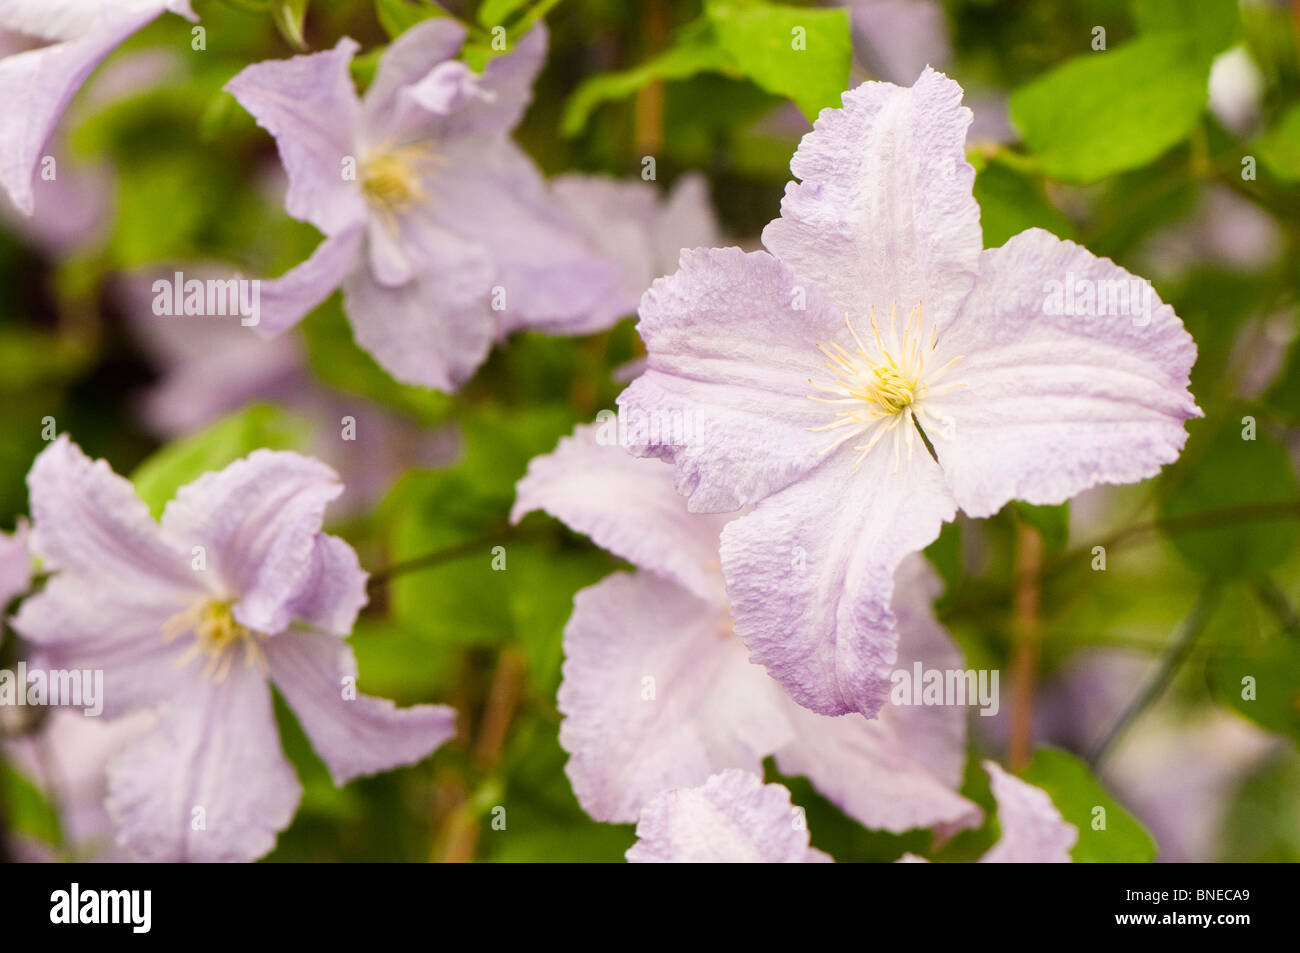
(226, 20, 626, 391)
(513, 424, 980, 835)
(0, 0, 195, 215)
(626, 769, 832, 863)
(11, 436, 455, 861)
(619, 70, 1200, 718)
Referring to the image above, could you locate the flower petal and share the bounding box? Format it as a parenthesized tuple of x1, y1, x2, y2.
(626, 769, 831, 863)
(761, 68, 981, 328)
(927, 228, 1201, 518)
(361, 17, 468, 141)
(264, 629, 455, 786)
(773, 557, 980, 833)
(255, 225, 364, 336)
(12, 575, 189, 717)
(0, 521, 32, 607)
(106, 660, 301, 862)
(442, 24, 548, 138)
(558, 572, 793, 823)
(341, 221, 495, 390)
(0, 3, 166, 214)
(616, 247, 843, 512)
(512, 424, 731, 605)
(224, 39, 366, 235)
(286, 534, 368, 637)
(159, 450, 344, 635)
(721, 453, 957, 716)
(25, 435, 193, 591)
(980, 761, 1077, 863)
(428, 138, 627, 338)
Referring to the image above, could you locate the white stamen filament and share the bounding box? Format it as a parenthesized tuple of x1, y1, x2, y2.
(806, 302, 965, 473)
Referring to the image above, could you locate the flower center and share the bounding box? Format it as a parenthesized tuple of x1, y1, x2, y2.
(806, 302, 965, 471)
(163, 599, 266, 682)
(360, 143, 441, 219)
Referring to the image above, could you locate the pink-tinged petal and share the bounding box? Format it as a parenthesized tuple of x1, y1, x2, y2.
(12, 575, 191, 717)
(627, 769, 831, 863)
(224, 39, 366, 235)
(980, 761, 1077, 863)
(360, 17, 467, 142)
(106, 661, 301, 862)
(442, 24, 548, 138)
(0, 520, 32, 606)
(762, 68, 982, 328)
(255, 225, 364, 336)
(721, 452, 957, 717)
(927, 228, 1201, 518)
(558, 572, 793, 823)
(616, 247, 843, 513)
(159, 451, 343, 635)
(342, 220, 495, 390)
(773, 557, 980, 833)
(286, 533, 368, 637)
(0, 2, 193, 40)
(25, 435, 194, 591)
(512, 424, 730, 605)
(429, 138, 627, 338)
(0, 3, 166, 214)
(264, 629, 455, 786)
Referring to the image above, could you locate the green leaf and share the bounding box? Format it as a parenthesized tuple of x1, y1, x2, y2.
(562, 21, 736, 137)
(477, 0, 530, 28)
(1009, 34, 1210, 183)
(1157, 416, 1300, 578)
(131, 404, 308, 518)
(1256, 104, 1300, 183)
(1206, 585, 1300, 745)
(704, 0, 850, 120)
(972, 157, 1076, 247)
(0, 761, 62, 851)
(374, 0, 447, 40)
(270, 0, 309, 51)
(1019, 747, 1157, 862)
(1131, 0, 1240, 62)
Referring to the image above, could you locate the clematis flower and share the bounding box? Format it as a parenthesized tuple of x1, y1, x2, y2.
(226, 20, 627, 391)
(618, 69, 1200, 718)
(0, 0, 195, 215)
(10, 436, 455, 862)
(513, 424, 980, 835)
(626, 769, 832, 863)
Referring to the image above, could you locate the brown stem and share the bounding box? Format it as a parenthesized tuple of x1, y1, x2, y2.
(1008, 521, 1044, 770)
